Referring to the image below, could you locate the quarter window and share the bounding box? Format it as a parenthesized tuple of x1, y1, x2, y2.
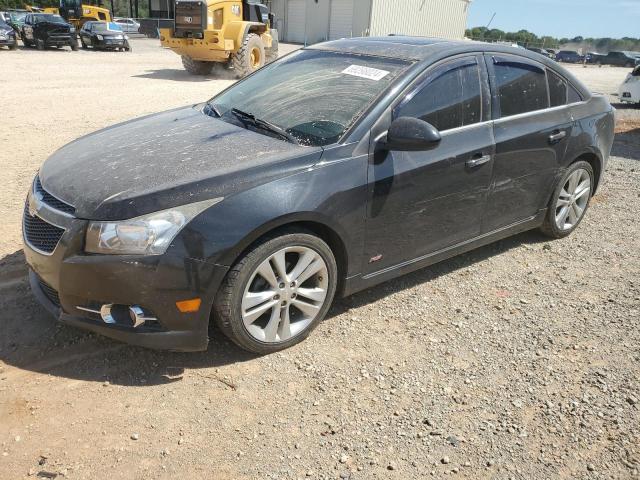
(548, 69, 567, 107)
(396, 60, 482, 131)
(568, 84, 582, 103)
(494, 60, 549, 117)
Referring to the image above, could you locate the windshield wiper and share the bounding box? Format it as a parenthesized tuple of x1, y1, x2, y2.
(230, 108, 299, 145)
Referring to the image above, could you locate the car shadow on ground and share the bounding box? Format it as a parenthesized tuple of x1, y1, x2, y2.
(132, 69, 237, 82)
(612, 128, 640, 161)
(0, 229, 549, 387)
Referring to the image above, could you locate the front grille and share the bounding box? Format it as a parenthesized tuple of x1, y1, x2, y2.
(35, 176, 75, 215)
(37, 277, 61, 307)
(23, 202, 65, 254)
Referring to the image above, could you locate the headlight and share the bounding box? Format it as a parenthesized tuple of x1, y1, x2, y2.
(69, 27, 75, 32)
(96, 34, 103, 40)
(124, 34, 129, 39)
(115, 34, 123, 39)
(85, 198, 222, 255)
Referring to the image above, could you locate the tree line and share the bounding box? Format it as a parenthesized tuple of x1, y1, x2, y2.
(466, 26, 640, 53)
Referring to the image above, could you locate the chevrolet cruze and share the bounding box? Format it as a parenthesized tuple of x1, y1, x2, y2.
(24, 37, 615, 354)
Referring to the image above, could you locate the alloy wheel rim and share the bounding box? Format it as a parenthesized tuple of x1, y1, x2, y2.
(241, 246, 329, 344)
(555, 168, 591, 231)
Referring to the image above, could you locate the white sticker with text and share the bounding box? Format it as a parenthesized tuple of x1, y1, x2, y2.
(342, 65, 390, 81)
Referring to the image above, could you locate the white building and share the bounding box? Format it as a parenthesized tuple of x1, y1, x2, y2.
(266, 0, 472, 45)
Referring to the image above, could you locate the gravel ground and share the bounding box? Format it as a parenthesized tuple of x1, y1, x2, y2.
(0, 42, 639, 479)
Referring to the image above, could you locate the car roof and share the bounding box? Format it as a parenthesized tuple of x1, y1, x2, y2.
(309, 36, 591, 99)
(311, 36, 560, 63)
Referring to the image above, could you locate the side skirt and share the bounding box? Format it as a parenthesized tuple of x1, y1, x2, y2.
(341, 211, 546, 297)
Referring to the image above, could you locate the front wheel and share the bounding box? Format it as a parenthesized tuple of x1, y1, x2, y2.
(36, 38, 45, 50)
(540, 160, 594, 239)
(232, 33, 265, 78)
(214, 231, 338, 354)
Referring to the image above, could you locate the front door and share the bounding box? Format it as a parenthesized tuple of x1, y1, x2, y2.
(364, 56, 495, 274)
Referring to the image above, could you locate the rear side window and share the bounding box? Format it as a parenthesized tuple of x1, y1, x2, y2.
(568, 84, 583, 103)
(494, 60, 549, 117)
(396, 60, 482, 131)
(548, 69, 567, 107)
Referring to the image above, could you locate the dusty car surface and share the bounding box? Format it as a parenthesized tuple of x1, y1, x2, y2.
(24, 37, 615, 354)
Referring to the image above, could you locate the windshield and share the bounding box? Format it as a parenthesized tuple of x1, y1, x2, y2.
(209, 49, 412, 147)
(92, 22, 122, 32)
(34, 14, 66, 24)
(9, 12, 27, 22)
(0, 20, 9, 29)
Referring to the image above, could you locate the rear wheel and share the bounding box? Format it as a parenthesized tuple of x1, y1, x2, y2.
(214, 231, 338, 354)
(232, 33, 265, 78)
(182, 55, 214, 75)
(540, 160, 594, 239)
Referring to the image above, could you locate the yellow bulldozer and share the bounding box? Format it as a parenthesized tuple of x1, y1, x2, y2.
(26, 0, 111, 29)
(160, 0, 279, 78)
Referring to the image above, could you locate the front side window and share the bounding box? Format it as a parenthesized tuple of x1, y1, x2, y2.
(494, 59, 549, 117)
(209, 50, 412, 147)
(395, 59, 482, 131)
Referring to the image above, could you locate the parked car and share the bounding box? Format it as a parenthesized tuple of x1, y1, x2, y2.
(5, 10, 27, 34)
(113, 17, 140, 33)
(526, 47, 553, 58)
(79, 21, 130, 51)
(556, 50, 584, 63)
(21, 13, 78, 50)
(618, 65, 640, 104)
(0, 18, 17, 49)
(24, 37, 615, 354)
(594, 51, 640, 67)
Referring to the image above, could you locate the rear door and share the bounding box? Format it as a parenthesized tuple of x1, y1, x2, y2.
(483, 54, 574, 232)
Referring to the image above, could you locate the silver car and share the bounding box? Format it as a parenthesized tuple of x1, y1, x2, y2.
(113, 17, 139, 33)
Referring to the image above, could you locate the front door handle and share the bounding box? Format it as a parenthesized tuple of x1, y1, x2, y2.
(466, 154, 492, 168)
(549, 130, 567, 144)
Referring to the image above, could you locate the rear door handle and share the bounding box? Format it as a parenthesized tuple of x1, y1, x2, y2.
(466, 154, 492, 168)
(549, 130, 567, 144)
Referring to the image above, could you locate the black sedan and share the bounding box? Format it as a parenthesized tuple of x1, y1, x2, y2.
(24, 37, 615, 354)
(79, 21, 130, 51)
(0, 19, 17, 49)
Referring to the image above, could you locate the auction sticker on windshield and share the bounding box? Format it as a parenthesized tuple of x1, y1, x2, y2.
(342, 65, 390, 81)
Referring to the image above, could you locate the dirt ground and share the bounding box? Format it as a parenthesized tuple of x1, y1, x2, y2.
(1, 40, 639, 479)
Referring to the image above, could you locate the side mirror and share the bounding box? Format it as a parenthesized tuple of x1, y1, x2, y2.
(380, 117, 442, 152)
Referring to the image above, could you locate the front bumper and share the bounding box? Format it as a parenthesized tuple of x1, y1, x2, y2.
(44, 35, 73, 46)
(0, 35, 16, 46)
(23, 186, 229, 352)
(95, 37, 126, 48)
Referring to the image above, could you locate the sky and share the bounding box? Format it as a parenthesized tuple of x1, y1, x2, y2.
(468, 0, 640, 39)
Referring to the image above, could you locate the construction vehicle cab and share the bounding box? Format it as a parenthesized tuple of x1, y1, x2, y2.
(160, 0, 278, 78)
(58, 0, 111, 29)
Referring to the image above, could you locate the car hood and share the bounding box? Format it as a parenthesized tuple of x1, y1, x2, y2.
(39, 106, 322, 220)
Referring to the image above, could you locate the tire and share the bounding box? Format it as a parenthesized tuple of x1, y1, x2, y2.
(265, 36, 279, 64)
(540, 160, 594, 239)
(232, 33, 265, 78)
(81, 39, 87, 49)
(124, 40, 131, 52)
(9, 42, 17, 50)
(181, 55, 214, 75)
(214, 230, 338, 354)
(36, 38, 45, 50)
(70, 40, 78, 51)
